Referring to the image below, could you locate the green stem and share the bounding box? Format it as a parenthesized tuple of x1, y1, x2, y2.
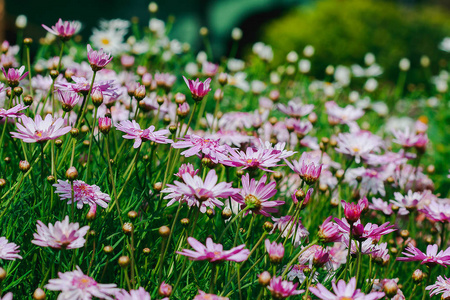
(85, 106, 98, 181)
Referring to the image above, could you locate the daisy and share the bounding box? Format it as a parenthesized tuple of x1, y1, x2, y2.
(420, 200, 450, 223)
(277, 98, 314, 118)
(222, 147, 282, 172)
(115, 287, 151, 300)
(172, 134, 229, 163)
(10, 114, 71, 143)
(32, 216, 89, 250)
(42, 18, 81, 41)
(335, 131, 384, 164)
(270, 215, 309, 247)
(53, 179, 111, 209)
(193, 290, 229, 300)
(286, 152, 323, 184)
(177, 237, 249, 262)
(0, 237, 22, 260)
(426, 275, 450, 299)
(0, 104, 28, 119)
(183, 76, 212, 101)
(45, 266, 118, 300)
(232, 174, 284, 217)
(390, 190, 423, 215)
(115, 120, 172, 148)
(267, 276, 304, 300)
(309, 277, 385, 300)
(397, 243, 450, 267)
(2, 65, 28, 87)
(87, 44, 113, 71)
(265, 239, 285, 264)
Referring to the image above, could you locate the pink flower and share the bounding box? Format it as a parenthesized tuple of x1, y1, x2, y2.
(56, 76, 119, 97)
(392, 127, 420, 148)
(10, 114, 71, 143)
(397, 243, 450, 267)
(420, 200, 450, 223)
(286, 152, 323, 184)
(42, 18, 80, 40)
(32, 216, 89, 249)
(172, 134, 229, 163)
(334, 218, 395, 242)
(267, 276, 304, 299)
(115, 120, 172, 148)
(270, 216, 309, 247)
(335, 131, 383, 164)
(222, 147, 282, 172)
(277, 99, 314, 118)
(318, 216, 342, 243)
(115, 287, 151, 300)
(162, 169, 239, 213)
(309, 277, 385, 300)
(0, 293, 12, 300)
(0, 237, 22, 260)
(98, 117, 112, 135)
(193, 290, 229, 300)
(426, 275, 450, 299)
(53, 179, 111, 209)
(57, 90, 81, 112)
(183, 76, 212, 101)
(177, 237, 249, 262)
(325, 101, 364, 124)
(155, 72, 176, 89)
(2, 66, 28, 87)
(202, 62, 219, 76)
(232, 174, 284, 217)
(265, 239, 284, 264)
(174, 163, 199, 180)
(371, 242, 390, 264)
(45, 266, 118, 300)
(390, 190, 423, 215)
(0, 104, 28, 119)
(370, 198, 393, 215)
(87, 44, 113, 71)
(341, 198, 367, 224)
(291, 188, 313, 206)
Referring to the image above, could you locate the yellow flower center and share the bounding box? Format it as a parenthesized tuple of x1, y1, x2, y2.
(101, 38, 110, 45)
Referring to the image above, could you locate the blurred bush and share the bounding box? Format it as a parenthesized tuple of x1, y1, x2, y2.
(261, 0, 450, 83)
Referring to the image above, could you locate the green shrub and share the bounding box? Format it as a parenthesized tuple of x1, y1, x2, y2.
(261, 0, 450, 83)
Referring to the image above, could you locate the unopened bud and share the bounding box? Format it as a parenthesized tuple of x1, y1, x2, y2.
(273, 171, 283, 182)
(383, 280, 398, 298)
(128, 211, 138, 220)
(159, 282, 173, 297)
(134, 85, 146, 100)
(0, 179, 6, 188)
(180, 218, 190, 227)
(218, 73, 228, 86)
(122, 223, 133, 235)
(49, 70, 59, 79)
(91, 88, 103, 107)
(159, 225, 170, 238)
(13, 86, 23, 97)
(19, 160, 30, 172)
(263, 221, 274, 232)
(258, 271, 271, 286)
(81, 125, 89, 134)
(47, 175, 55, 183)
(23, 95, 33, 105)
(118, 256, 130, 268)
(103, 245, 114, 254)
(222, 207, 232, 220)
(153, 182, 162, 192)
(33, 287, 46, 300)
(143, 248, 151, 255)
(70, 128, 79, 137)
(412, 269, 423, 284)
(0, 268, 5, 281)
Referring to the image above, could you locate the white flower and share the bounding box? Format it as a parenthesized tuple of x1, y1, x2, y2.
(439, 37, 450, 52)
(303, 45, 315, 57)
(90, 29, 128, 55)
(364, 78, 378, 92)
(286, 51, 299, 63)
(231, 27, 243, 41)
(298, 59, 311, 73)
(227, 58, 245, 72)
(149, 18, 165, 37)
(334, 65, 351, 87)
(399, 58, 410, 71)
(15, 15, 27, 29)
(364, 52, 376, 66)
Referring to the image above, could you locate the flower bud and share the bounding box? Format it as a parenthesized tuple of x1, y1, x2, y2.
(122, 222, 133, 235)
(169, 125, 177, 134)
(258, 271, 271, 286)
(273, 171, 283, 182)
(134, 84, 146, 100)
(91, 88, 103, 107)
(66, 166, 78, 181)
(142, 73, 152, 86)
(222, 207, 232, 220)
(153, 182, 162, 192)
(0, 179, 6, 188)
(159, 225, 170, 238)
(143, 248, 151, 255)
(47, 175, 55, 183)
(158, 282, 173, 297)
(180, 218, 190, 227)
(412, 269, 423, 284)
(103, 245, 114, 254)
(98, 117, 112, 135)
(218, 73, 228, 86)
(55, 139, 63, 148)
(118, 256, 130, 268)
(86, 205, 97, 221)
(49, 70, 59, 79)
(199, 27, 208, 36)
(13, 86, 23, 97)
(383, 280, 398, 298)
(33, 288, 46, 300)
(19, 160, 30, 172)
(263, 221, 274, 232)
(128, 210, 138, 220)
(23, 95, 33, 106)
(70, 128, 79, 138)
(0, 268, 6, 281)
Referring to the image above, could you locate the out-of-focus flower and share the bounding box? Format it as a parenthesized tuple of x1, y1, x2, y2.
(265, 239, 284, 264)
(277, 99, 314, 118)
(0, 104, 27, 119)
(172, 135, 228, 163)
(370, 198, 393, 215)
(177, 237, 249, 262)
(115, 120, 172, 148)
(53, 180, 111, 209)
(193, 290, 229, 300)
(426, 275, 450, 299)
(2, 66, 28, 87)
(397, 244, 450, 267)
(271, 215, 309, 247)
(0, 237, 22, 260)
(335, 131, 383, 164)
(115, 287, 151, 300)
(45, 266, 118, 299)
(42, 18, 80, 40)
(390, 191, 423, 215)
(267, 276, 304, 299)
(11, 114, 71, 143)
(87, 44, 113, 71)
(32, 216, 89, 249)
(309, 277, 385, 300)
(420, 200, 450, 223)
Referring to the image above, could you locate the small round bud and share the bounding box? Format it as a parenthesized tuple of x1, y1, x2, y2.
(55, 139, 63, 148)
(49, 70, 59, 79)
(383, 280, 398, 298)
(142, 155, 149, 161)
(206, 209, 214, 219)
(303, 266, 312, 276)
(86, 209, 96, 221)
(263, 221, 274, 232)
(169, 125, 177, 134)
(390, 247, 398, 254)
(128, 211, 138, 220)
(103, 245, 114, 254)
(199, 27, 208, 36)
(81, 125, 89, 134)
(258, 271, 271, 286)
(118, 256, 130, 268)
(23, 95, 33, 106)
(122, 222, 133, 235)
(153, 182, 162, 192)
(400, 230, 409, 238)
(426, 164, 435, 174)
(89, 230, 96, 237)
(159, 282, 173, 297)
(19, 160, 30, 172)
(273, 171, 283, 181)
(33, 287, 46, 300)
(0, 179, 6, 188)
(24, 38, 33, 45)
(308, 112, 318, 124)
(159, 226, 170, 238)
(335, 169, 345, 179)
(47, 175, 55, 183)
(163, 114, 171, 124)
(295, 189, 305, 200)
(386, 176, 395, 184)
(236, 169, 245, 177)
(157, 96, 165, 106)
(412, 269, 423, 284)
(319, 183, 328, 192)
(143, 248, 151, 255)
(4, 157, 10, 164)
(83, 140, 90, 147)
(174, 93, 186, 104)
(148, 2, 158, 13)
(180, 218, 190, 227)
(269, 117, 278, 125)
(329, 138, 337, 147)
(330, 198, 340, 207)
(0, 268, 6, 281)
(222, 207, 232, 220)
(218, 73, 228, 86)
(134, 85, 146, 101)
(70, 128, 79, 137)
(13, 86, 23, 97)
(91, 89, 104, 107)
(98, 117, 112, 135)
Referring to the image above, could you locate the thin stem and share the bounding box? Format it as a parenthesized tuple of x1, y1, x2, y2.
(85, 106, 98, 181)
(182, 102, 198, 137)
(344, 223, 354, 281)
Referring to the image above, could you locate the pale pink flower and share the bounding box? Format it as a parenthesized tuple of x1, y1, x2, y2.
(397, 243, 450, 267)
(265, 239, 284, 264)
(45, 266, 118, 300)
(87, 44, 113, 71)
(270, 215, 309, 247)
(32, 216, 89, 249)
(390, 190, 423, 215)
(426, 275, 450, 299)
(267, 276, 304, 299)
(174, 163, 199, 180)
(222, 147, 282, 172)
(177, 237, 249, 262)
(172, 134, 229, 163)
(309, 277, 385, 300)
(318, 216, 342, 243)
(42, 18, 80, 40)
(286, 152, 323, 184)
(57, 90, 81, 112)
(10, 114, 71, 143)
(325, 101, 364, 125)
(53, 179, 111, 209)
(115, 287, 151, 300)
(370, 198, 393, 215)
(0, 237, 22, 260)
(420, 200, 450, 223)
(115, 120, 172, 148)
(193, 290, 229, 300)
(2, 65, 28, 87)
(335, 131, 383, 164)
(0, 104, 27, 119)
(277, 98, 314, 118)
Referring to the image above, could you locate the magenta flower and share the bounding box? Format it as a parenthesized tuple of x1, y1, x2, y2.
(420, 200, 450, 223)
(335, 131, 384, 164)
(183, 76, 212, 101)
(177, 237, 249, 262)
(57, 90, 81, 112)
(426, 275, 450, 299)
(222, 147, 282, 172)
(334, 218, 395, 242)
(397, 243, 450, 267)
(56, 76, 119, 97)
(309, 277, 385, 300)
(390, 190, 423, 215)
(45, 266, 118, 300)
(267, 276, 304, 299)
(155, 72, 176, 89)
(87, 44, 113, 71)
(42, 18, 80, 41)
(341, 198, 367, 224)
(0, 237, 22, 260)
(115, 287, 151, 300)
(286, 152, 323, 184)
(0, 104, 28, 119)
(53, 179, 111, 209)
(98, 117, 112, 135)
(193, 290, 229, 300)
(318, 216, 342, 243)
(232, 174, 283, 217)
(10, 114, 71, 143)
(32, 216, 89, 250)
(174, 163, 199, 180)
(265, 239, 284, 264)
(371, 242, 390, 264)
(172, 134, 229, 163)
(2, 65, 28, 87)
(115, 120, 172, 148)
(162, 169, 239, 213)
(277, 99, 314, 118)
